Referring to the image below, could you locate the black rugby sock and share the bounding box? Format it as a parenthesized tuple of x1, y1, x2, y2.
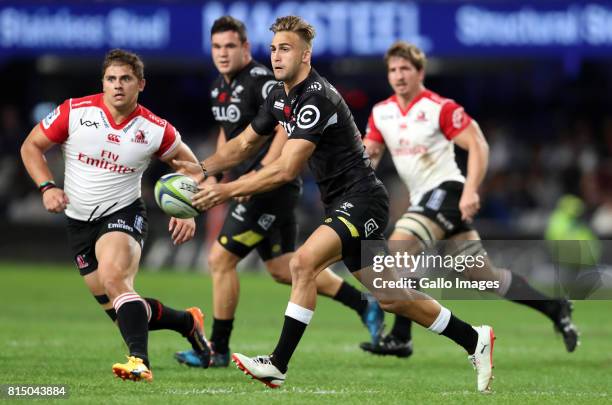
(115, 300, 150, 367)
(504, 274, 561, 319)
(144, 298, 193, 336)
(390, 315, 413, 341)
(441, 314, 479, 354)
(271, 316, 308, 374)
(211, 318, 234, 354)
(332, 281, 367, 316)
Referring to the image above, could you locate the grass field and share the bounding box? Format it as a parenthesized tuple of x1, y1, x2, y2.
(1, 263, 611, 404)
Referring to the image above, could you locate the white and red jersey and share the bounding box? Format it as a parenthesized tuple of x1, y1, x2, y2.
(365, 89, 472, 205)
(40, 93, 181, 221)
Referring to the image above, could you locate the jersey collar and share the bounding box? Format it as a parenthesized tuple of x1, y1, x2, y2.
(222, 60, 256, 87)
(286, 68, 318, 101)
(391, 88, 431, 116)
(97, 93, 142, 130)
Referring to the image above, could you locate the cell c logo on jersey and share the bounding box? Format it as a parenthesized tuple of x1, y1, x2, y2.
(261, 80, 277, 100)
(226, 105, 241, 123)
(296, 105, 320, 129)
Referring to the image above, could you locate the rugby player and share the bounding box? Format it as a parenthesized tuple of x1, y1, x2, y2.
(20, 49, 211, 382)
(361, 41, 578, 358)
(174, 16, 384, 368)
(175, 16, 496, 393)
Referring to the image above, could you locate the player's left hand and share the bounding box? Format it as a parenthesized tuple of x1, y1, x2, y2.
(168, 217, 196, 245)
(459, 188, 480, 222)
(192, 183, 232, 211)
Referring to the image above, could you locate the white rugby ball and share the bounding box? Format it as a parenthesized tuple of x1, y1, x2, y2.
(154, 173, 199, 219)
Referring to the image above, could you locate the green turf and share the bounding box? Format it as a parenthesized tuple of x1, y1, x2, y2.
(1, 263, 611, 404)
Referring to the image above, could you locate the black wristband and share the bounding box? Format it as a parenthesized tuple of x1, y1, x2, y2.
(199, 162, 208, 180)
(38, 180, 57, 194)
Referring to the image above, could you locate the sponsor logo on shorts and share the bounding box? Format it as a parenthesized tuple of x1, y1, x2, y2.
(436, 212, 454, 231)
(231, 204, 247, 222)
(257, 213, 276, 231)
(364, 218, 379, 238)
(134, 215, 144, 234)
(108, 218, 134, 232)
(76, 254, 89, 270)
(426, 189, 447, 211)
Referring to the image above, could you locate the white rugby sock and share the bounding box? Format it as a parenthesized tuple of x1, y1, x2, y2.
(427, 306, 451, 334)
(285, 302, 314, 325)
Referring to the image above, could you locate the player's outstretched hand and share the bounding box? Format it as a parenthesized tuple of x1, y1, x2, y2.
(172, 159, 205, 184)
(42, 188, 69, 213)
(459, 189, 480, 222)
(169, 217, 196, 245)
(192, 183, 231, 211)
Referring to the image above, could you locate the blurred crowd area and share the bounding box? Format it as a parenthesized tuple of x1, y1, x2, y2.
(1, 56, 611, 244)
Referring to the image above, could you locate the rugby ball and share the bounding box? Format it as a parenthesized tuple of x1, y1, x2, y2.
(154, 173, 199, 219)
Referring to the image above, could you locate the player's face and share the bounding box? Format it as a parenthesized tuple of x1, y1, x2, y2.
(211, 31, 249, 76)
(270, 31, 309, 82)
(387, 56, 424, 98)
(102, 64, 144, 111)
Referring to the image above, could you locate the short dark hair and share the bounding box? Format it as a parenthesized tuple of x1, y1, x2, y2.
(270, 16, 315, 49)
(384, 41, 426, 71)
(211, 16, 247, 43)
(102, 49, 144, 81)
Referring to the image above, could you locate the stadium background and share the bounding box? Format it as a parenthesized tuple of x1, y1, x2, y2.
(1, 1, 611, 402)
(1, 1, 611, 270)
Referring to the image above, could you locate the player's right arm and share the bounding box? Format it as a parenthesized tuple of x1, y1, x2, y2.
(174, 97, 278, 183)
(20, 124, 69, 213)
(173, 125, 268, 183)
(363, 111, 386, 169)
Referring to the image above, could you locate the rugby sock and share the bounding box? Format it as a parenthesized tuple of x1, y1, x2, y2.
(429, 307, 478, 354)
(113, 292, 151, 367)
(105, 309, 118, 322)
(503, 272, 561, 319)
(211, 318, 234, 354)
(332, 281, 367, 316)
(144, 298, 193, 336)
(390, 315, 413, 341)
(271, 302, 313, 373)
(94, 294, 118, 322)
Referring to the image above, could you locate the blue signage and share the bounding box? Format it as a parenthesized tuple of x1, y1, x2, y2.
(1, 2, 612, 60)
